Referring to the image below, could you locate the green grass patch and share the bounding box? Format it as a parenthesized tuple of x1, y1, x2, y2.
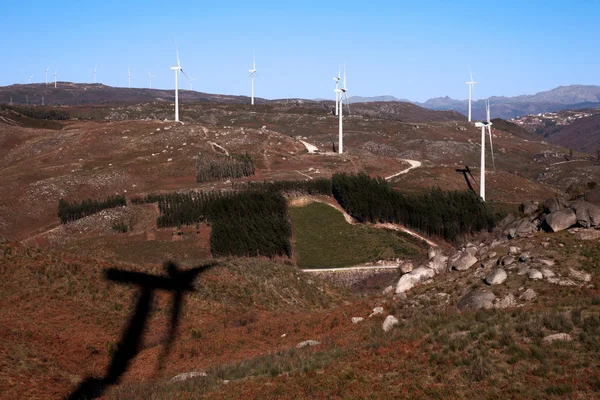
(290, 202, 425, 269)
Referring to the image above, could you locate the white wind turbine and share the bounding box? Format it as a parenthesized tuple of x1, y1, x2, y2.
(189, 74, 197, 90)
(466, 66, 476, 122)
(334, 65, 349, 154)
(474, 100, 495, 201)
(28, 74, 35, 84)
(128, 68, 134, 88)
(248, 55, 256, 105)
(94, 65, 97, 83)
(44, 65, 50, 85)
(148, 71, 156, 89)
(54, 68, 57, 88)
(333, 67, 340, 116)
(170, 42, 190, 122)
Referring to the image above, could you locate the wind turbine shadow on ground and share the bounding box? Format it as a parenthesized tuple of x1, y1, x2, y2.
(65, 260, 217, 400)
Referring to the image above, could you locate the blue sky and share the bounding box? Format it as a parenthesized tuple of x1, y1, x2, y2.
(1, 0, 598, 102)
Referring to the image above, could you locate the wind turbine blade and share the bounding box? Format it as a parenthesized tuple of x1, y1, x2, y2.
(181, 69, 190, 81)
(344, 92, 351, 114)
(176, 42, 181, 68)
(488, 125, 496, 169)
(343, 63, 347, 90)
(469, 65, 473, 82)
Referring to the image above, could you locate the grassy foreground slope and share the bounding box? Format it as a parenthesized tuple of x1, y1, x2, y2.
(290, 202, 426, 269)
(0, 241, 344, 399)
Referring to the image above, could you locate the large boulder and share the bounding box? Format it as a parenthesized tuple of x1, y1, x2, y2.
(503, 218, 538, 239)
(382, 315, 400, 332)
(395, 267, 435, 294)
(450, 253, 478, 271)
(457, 288, 496, 312)
(520, 201, 539, 216)
(570, 199, 600, 227)
(427, 253, 448, 275)
(542, 197, 568, 214)
(485, 268, 507, 285)
(585, 187, 600, 206)
(543, 209, 577, 232)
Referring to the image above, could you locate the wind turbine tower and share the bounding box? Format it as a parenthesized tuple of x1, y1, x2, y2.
(474, 100, 494, 201)
(333, 67, 340, 116)
(466, 67, 476, 122)
(28, 74, 35, 84)
(189, 74, 197, 90)
(334, 65, 349, 154)
(94, 65, 97, 83)
(248, 55, 256, 105)
(44, 65, 50, 85)
(54, 68, 57, 88)
(128, 68, 134, 88)
(148, 71, 156, 89)
(170, 42, 190, 122)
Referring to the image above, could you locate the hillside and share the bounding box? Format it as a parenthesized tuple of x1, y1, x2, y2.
(541, 113, 600, 155)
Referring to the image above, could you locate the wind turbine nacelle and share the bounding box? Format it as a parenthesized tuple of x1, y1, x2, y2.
(170, 66, 182, 71)
(334, 89, 343, 93)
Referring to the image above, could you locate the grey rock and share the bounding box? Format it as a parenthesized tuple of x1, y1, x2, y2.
(296, 340, 321, 349)
(170, 371, 207, 383)
(509, 246, 521, 255)
(465, 246, 478, 256)
(519, 252, 532, 262)
(427, 253, 449, 275)
(428, 247, 437, 260)
(519, 288, 537, 301)
(569, 199, 598, 228)
(544, 209, 577, 232)
(481, 258, 498, 269)
(382, 315, 400, 332)
(451, 253, 478, 271)
(487, 252, 497, 259)
(547, 278, 578, 286)
(569, 268, 592, 282)
(351, 317, 364, 324)
(399, 261, 414, 274)
(528, 269, 543, 280)
(504, 218, 538, 239)
(521, 201, 539, 216)
(370, 306, 384, 316)
(541, 269, 556, 278)
(585, 187, 600, 206)
(499, 255, 516, 266)
(457, 288, 496, 312)
(537, 258, 555, 267)
(485, 268, 508, 285)
(543, 197, 568, 214)
(543, 333, 572, 343)
(517, 265, 531, 275)
(382, 286, 394, 295)
(494, 293, 517, 309)
(395, 266, 436, 294)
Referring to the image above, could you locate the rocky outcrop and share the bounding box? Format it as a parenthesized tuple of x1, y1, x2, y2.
(543, 333, 572, 343)
(520, 201, 539, 216)
(585, 186, 600, 205)
(543, 209, 577, 232)
(519, 288, 537, 301)
(504, 218, 538, 239)
(395, 266, 435, 293)
(569, 199, 600, 227)
(170, 371, 207, 383)
(457, 288, 496, 312)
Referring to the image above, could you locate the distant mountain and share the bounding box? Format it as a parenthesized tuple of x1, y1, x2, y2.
(540, 112, 600, 155)
(417, 85, 600, 120)
(347, 95, 409, 104)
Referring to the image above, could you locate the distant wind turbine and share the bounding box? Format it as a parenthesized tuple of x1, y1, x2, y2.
(148, 71, 156, 89)
(54, 68, 57, 88)
(466, 66, 476, 122)
(248, 54, 256, 105)
(170, 41, 190, 122)
(128, 68, 135, 88)
(94, 65, 97, 83)
(334, 64, 350, 154)
(333, 67, 340, 116)
(189, 74, 197, 90)
(44, 65, 50, 85)
(28, 74, 35, 84)
(474, 100, 495, 201)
